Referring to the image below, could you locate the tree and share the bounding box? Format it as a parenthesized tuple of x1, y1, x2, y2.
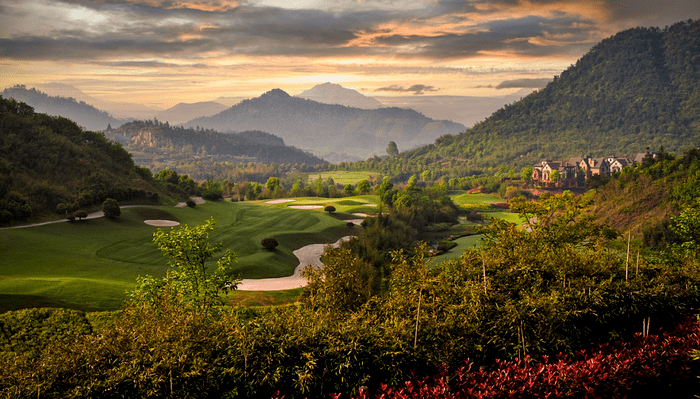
(266, 176, 280, 192)
(549, 170, 561, 186)
(261, 237, 279, 251)
(102, 198, 120, 219)
(386, 141, 399, 158)
(73, 210, 88, 220)
(378, 177, 397, 207)
(521, 166, 534, 186)
(342, 184, 355, 196)
(325, 205, 336, 214)
(357, 179, 371, 194)
(135, 218, 238, 311)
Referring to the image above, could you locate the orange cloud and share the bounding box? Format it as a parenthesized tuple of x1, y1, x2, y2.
(169, 1, 240, 12)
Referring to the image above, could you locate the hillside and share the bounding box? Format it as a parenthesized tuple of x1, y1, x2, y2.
(185, 89, 466, 161)
(391, 19, 700, 175)
(0, 98, 163, 225)
(104, 120, 325, 170)
(590, 147, 700, 246)
(2, 86, 126, 131)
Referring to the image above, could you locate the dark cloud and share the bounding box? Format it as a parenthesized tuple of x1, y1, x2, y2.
(0, 36, 212, 60)
(495, 78, 552, 89)
(601, 0, 700, 26)
(1, 0, 697, 63)
(374, 15, 598, 59)
(376, 84, 439, 95)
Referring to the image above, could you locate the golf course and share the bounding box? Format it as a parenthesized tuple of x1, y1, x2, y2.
(0, 197, 381, 312)
(0, 192, 505, 313)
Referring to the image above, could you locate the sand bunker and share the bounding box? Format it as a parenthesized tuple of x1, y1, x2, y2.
(237, 236, 352, 291)
(144, 220, 180, 227)
(265, 199, 297, 204)
(288, 205, 323, 209)
(362, 203, 377, 207)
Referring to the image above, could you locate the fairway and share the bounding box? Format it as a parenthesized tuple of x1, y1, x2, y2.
(307, 171, 376, 185)
(0, 200, 351, 312)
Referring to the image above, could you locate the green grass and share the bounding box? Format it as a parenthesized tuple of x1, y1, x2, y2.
(0, 200, 351, 312)
(308, 171, 376, 185)
(450, 191, 503, 206)
(432, 234, 484, 263)
(258, 195, 380, 218)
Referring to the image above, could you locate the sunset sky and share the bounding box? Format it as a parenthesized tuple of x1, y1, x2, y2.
(1, 0, 699, 108)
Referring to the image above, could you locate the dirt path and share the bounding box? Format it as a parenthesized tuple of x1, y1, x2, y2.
(236, 236, 352, 291)
(1, 197, 205, 230)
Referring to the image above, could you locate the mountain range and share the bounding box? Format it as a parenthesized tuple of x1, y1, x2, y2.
(185, 89, 466, 161)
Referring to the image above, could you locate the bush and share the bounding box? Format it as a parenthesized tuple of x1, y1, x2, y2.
(102, 198, 120, 219)
(202, 191, 223, 201)
(346, 222, 355, 228)
(186, 200, 196, 208)
(261, 237, 279, 250)
(325, 205, 336, 214)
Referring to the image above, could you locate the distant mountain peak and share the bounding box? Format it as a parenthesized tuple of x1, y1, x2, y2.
(261, 89, 291, 98)
(296, 83, 384, 109)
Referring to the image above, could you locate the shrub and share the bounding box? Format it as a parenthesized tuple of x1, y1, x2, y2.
(325, 205, 336, 214)
(202, 191, 223, 201)
(261, 237, 279, 250)
(102, 198, 120, 219)
(346, 222, 355, 228)
(186, 200, 196, 208)
(348, 318, 700, 399)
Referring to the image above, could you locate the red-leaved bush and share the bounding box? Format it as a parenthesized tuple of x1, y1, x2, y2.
(344, 318, 700, 399)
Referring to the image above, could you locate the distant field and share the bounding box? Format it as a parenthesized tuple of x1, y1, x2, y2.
(308, 171, 376, 185)
(0, 200, 350, 312)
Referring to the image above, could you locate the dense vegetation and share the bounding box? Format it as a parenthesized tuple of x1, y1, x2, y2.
(0, 97, 165, 224)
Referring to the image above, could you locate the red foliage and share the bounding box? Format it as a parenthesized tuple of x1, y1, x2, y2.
(348, 318, 700, 399)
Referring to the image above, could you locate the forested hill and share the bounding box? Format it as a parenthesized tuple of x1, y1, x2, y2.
(2, 86, 126, 131)
(0, 98, 162, 225)
(397, 19, 700, 173)
(105, 120, 325, 167)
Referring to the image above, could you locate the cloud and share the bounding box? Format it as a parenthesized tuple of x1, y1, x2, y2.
(376, 84, 439, 95)
(495, 78, 552, 89)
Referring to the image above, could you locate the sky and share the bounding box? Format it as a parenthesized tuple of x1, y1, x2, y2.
(1, 0, 699, 108)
